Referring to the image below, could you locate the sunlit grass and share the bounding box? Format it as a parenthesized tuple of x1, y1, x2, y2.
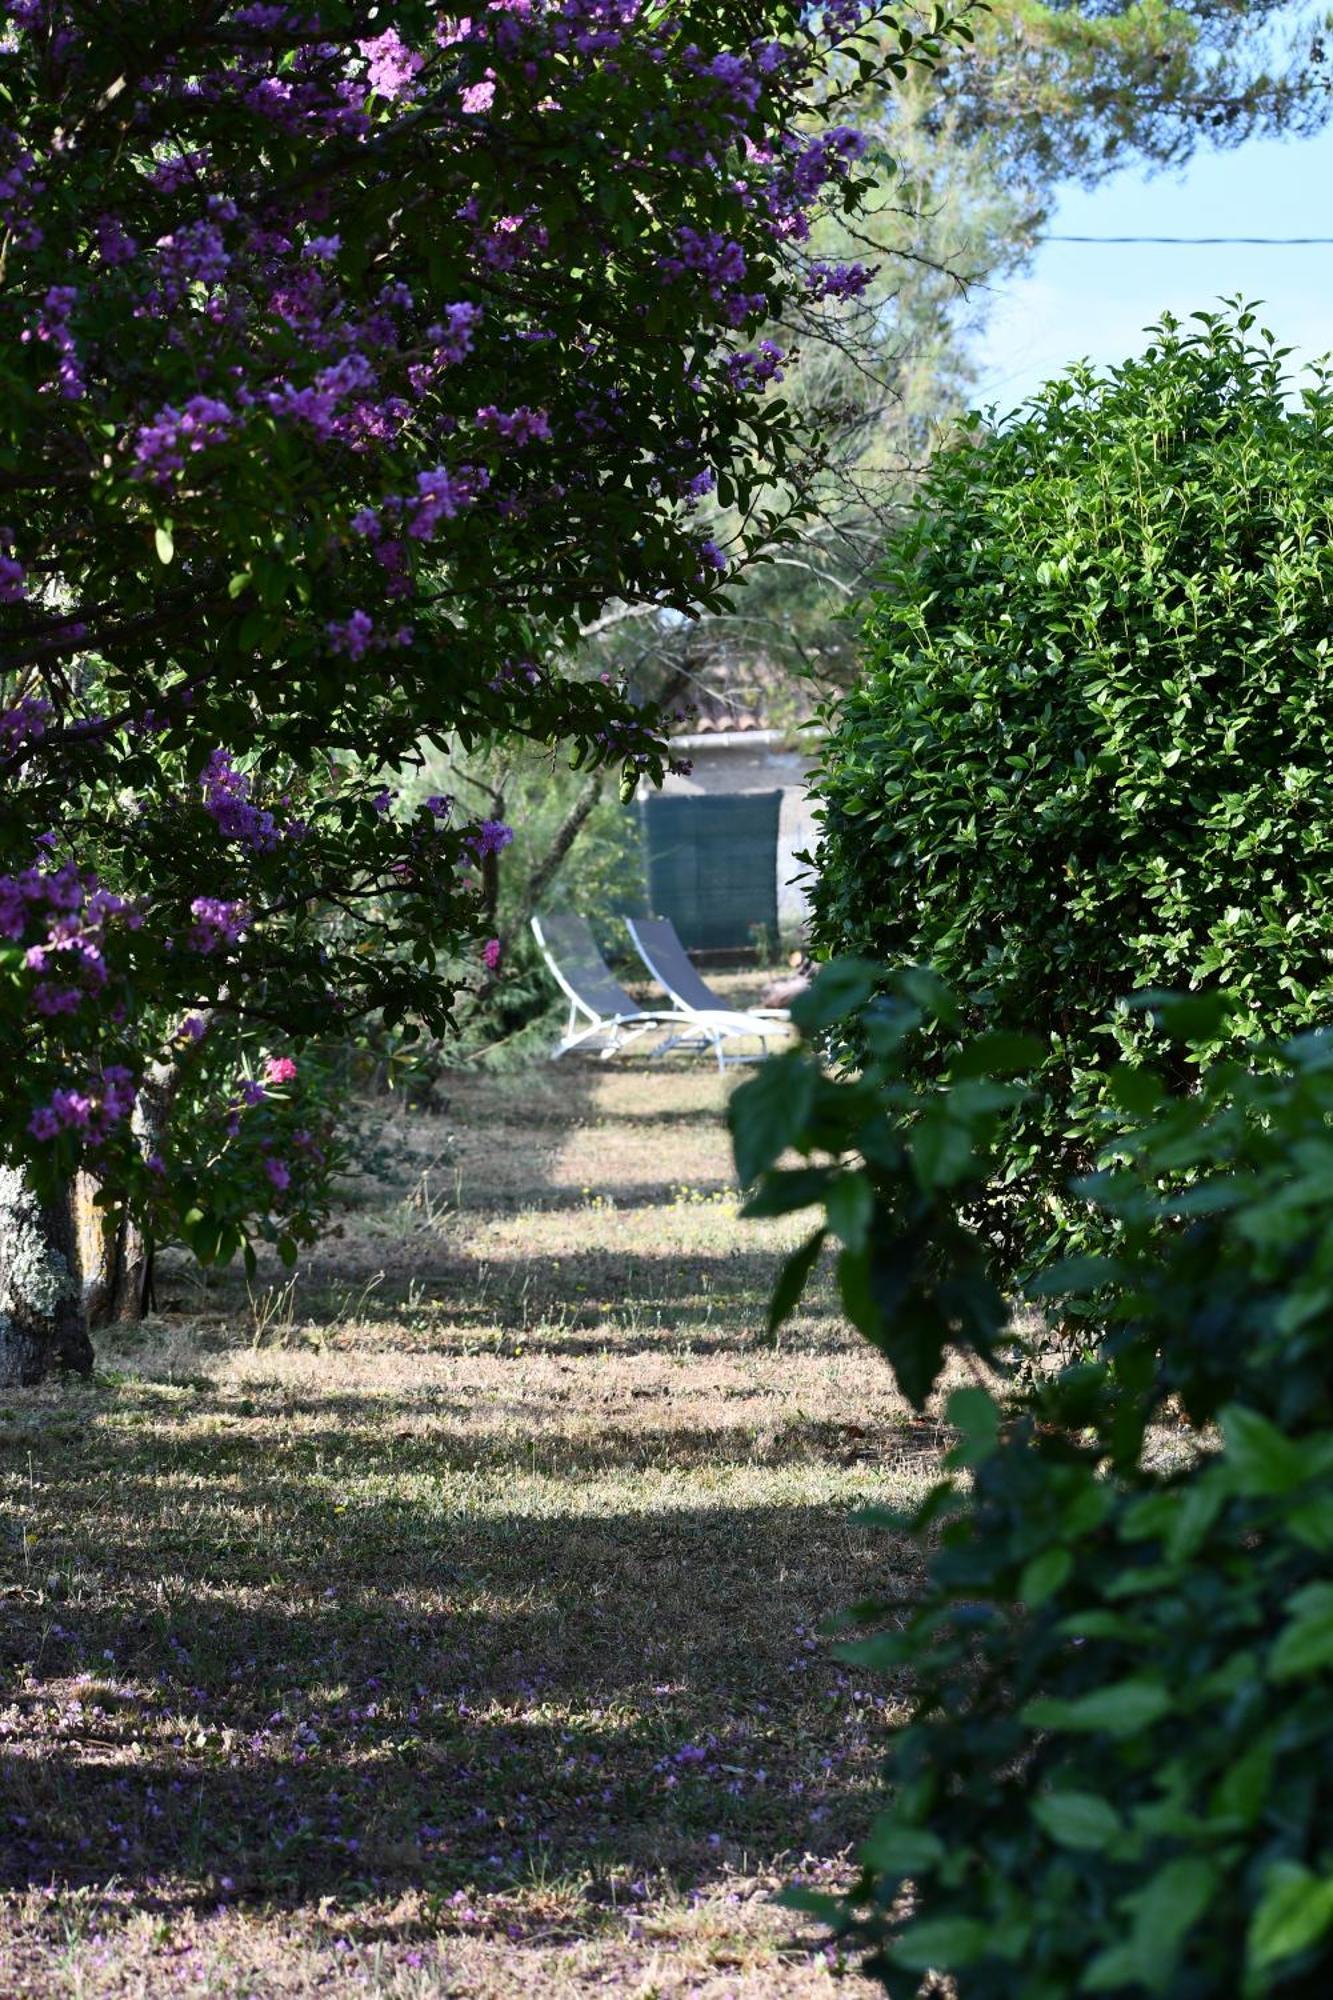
(0, 1019, 931, 1995)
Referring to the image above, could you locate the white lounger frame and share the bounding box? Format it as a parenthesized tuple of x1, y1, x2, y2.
(531, 915, 771, 1072)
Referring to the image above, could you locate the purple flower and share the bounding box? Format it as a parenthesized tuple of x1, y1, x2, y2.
(200, 749, 280, 850)
(0, 694, 49, 743)
(132, 395, 234, 483)
(467, 819, 514, 860)
(0, 552, 26, 603)
(188, 896, 249, 955)
(327, 611, 374, 660)
(807, 259, 874, 302)
(476, 404, 551, 445)
(409, 463, 489, 540)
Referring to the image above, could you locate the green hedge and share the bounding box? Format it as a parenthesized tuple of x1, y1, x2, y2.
(731, 966, 1333, 1998)
(813, 308, 1333, 1273)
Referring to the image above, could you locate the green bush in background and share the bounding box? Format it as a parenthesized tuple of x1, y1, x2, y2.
(731, 965, 1333, 1998)
(812, 308, 1333, 1275)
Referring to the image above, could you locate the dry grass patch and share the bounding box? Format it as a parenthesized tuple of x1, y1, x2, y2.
(0, 1044, 932, 1995)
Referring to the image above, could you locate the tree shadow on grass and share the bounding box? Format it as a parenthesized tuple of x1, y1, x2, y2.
(1, 1461, 921, 1912)
(163, 1245, 847, 1343)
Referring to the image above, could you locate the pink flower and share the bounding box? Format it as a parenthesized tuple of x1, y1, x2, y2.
(482, 937, 502, 971)
(461, 73, 496, 114)
(265, 1055, 298, 1084)
(358, 28, 424, 100)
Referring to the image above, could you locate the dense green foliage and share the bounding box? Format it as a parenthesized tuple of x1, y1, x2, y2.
(731, 966, 1333, 1997)
(812, 311, 1333, 1275)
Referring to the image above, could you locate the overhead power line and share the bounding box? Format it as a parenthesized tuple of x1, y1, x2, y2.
(1044, 234, 1333, 245)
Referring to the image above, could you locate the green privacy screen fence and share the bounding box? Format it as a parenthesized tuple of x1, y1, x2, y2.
(638, 790, 781, 951)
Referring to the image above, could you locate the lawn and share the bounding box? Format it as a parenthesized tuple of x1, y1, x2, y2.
(0, 1018, 939, 1996)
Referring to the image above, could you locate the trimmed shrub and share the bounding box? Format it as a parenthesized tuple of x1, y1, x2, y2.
(812, 309, 1333, 1273)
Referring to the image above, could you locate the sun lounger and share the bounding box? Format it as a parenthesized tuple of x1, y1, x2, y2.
(531, 913, 772, 1071)
(625, 915, 790, 1029)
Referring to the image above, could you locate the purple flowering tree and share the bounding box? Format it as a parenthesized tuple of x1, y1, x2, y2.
(0, 0, 964, 1380)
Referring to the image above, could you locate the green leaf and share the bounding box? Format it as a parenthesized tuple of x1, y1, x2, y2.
(729, 1054, 816, 1185)
(890, 1915, 990, 1972)
(1024, 1254, 1115, 1301)
(949, 1029, 1045, 1079)
(1210, 1733, 1273, 1826)
(1163, 1477, 1227, 1562)
(154, 522, 175, 564)
(894, 965, 959, 1023)
(1128, 988, 1234, 1043)
(767, 1229, 827, 1335)
(945, 1385, 999, 1464)
(1107, 1064, 1165, 1116)
(1019, 1547, 1073, 1606)
(910, 1109, 976, 1190)
(775, 1886, 844, 1924)
(1084, 1859, 1217, 1993)
(741, 1166, 833, 1220)
(188, 1213, 222, 1265)
(1031, 1789, 1121, 1851)
(1221, 1404, 1309, 1496)
(1269, 1581, 1333, 1681)
(1023, 1677, 1173, 1737)
(860, 1818, 945, 1877)
(789, 959, 880, 1033)
(826, 1171, 873, 1249)
(1248, 1862, 1333, 1970)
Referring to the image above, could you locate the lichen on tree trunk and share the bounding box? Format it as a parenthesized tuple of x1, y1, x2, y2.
(0, 1168, 94, 1386)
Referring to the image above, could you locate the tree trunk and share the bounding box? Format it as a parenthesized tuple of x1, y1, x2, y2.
(77, 1172, 152, 1329)
(507, 764, 607, 942)
(0, 1168, 93, 1386)
(79, 1051, 177, 1329)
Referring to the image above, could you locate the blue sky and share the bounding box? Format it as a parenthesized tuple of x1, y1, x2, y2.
(968, 119, 1333, 416)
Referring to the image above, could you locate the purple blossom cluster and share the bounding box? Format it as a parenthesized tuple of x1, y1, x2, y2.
(200, 749, 281, 851)
(326, 611, 413, 659)
(132, 396, 235, 484)
(807, 259, 875, 302)
(22, 283, 84, 398)
(27, 1065, 136, 1142)
(408, 464, 491, 540)
(476, 405, 551, 445)
(0, 524, 26, 602)
(359, 28, 425, 101)
(724, 341, 784, 393)
(0, 694, 49, 747)
(466, 819, 515, 861)
(188, 896, 250, 955)
(1, 863, 139, 1017)
(0, 132, 44, 249)
(659, 227, 765, 327)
